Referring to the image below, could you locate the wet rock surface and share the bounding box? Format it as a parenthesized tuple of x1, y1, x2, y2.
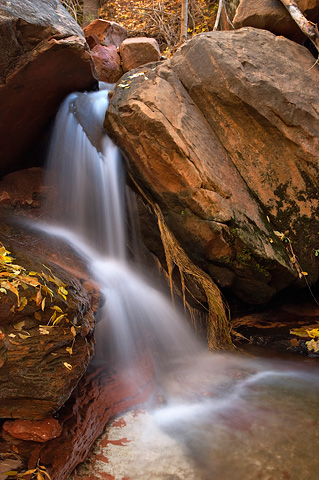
(0, 349, 154, 480)
(0, 211, 99, 419)
(105, 28, 319, 305)
(0, 0, 97, 175)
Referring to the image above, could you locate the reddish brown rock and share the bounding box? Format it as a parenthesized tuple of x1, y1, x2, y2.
(0, 167, 45, 211)
(91, 44, 123, 83)
(3, 418, 62, 442)
(105, 29, 319, 304)
(0, 0, 97, 176)
(0, 213, 99, 419)
(83, 19, 127, 48)
(233, 0, 319, 43)
(119, 37, 161, 73)
(0, 348, 154, 479)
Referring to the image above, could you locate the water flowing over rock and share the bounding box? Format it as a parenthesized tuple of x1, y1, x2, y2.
(233, 0, 319, 43)
(105, 28, 319, 305)
(0, 0, 97, 176)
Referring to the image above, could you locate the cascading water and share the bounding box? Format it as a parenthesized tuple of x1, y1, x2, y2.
(44, 86, 319, 480)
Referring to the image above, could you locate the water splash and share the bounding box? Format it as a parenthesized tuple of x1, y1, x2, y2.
(44, 86, 319, 479)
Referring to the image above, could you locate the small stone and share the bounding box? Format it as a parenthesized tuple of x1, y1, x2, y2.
(119, 37, 161, 73)
(3, 417, 62, 442)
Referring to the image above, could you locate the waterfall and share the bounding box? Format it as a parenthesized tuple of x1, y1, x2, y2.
(44, 86, 319, 479)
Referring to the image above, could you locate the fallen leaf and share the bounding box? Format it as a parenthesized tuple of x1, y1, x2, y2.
(63, 362, 72, 370)
(13, 320, 25, 331)
(39, 327, 50, 335)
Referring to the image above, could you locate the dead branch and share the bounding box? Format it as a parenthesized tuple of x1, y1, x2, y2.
(279, 0, 319, 56)
(213, 0, 224, 30)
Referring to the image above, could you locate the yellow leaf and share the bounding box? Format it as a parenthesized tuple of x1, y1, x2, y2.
(0, 287, 7, 294)
(17, 469, 36, 477)
(52, 314, 66, 326)
(66, 346, 73, 355)
(3, 471, 19, 476)
(41, 285, 54, 297)
(301, 271, 308, 276)
(28, 271, 38, 276)
(18, 333, 31, 339)
(14, 320, 25, 331)
(8, 333, 16, 338)
(50, 306, 63, 312)
(39, 327, 50, 335)
(37, 471, 44, 480)
(63, 362, 72, 370)
(17, 297, 28, 311)
(41, 297, 46, 311)
(2, 281, 19, 304)
(70, 326, 76, 337)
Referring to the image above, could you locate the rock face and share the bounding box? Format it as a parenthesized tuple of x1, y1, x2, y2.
(0, 213, 99, 419)
(119, 37, 161, 73)
(0, 0, 97, 176)
(105, 29, 319, 304)
(91, 44, 123, 83)
(83, 19, 128, 48)
(233, 0, 319, 43)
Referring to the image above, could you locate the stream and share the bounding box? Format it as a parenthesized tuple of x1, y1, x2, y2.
(42, 86, 319, 480)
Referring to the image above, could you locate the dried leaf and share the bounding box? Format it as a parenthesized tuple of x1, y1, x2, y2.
(28, 271, 38, 276)
(3, 471, 19, 476)
(70, 326, 76, 337)
(34, 311, 41, 321)
(66, 346, 73, 355)
(50, 306, 63, 312)
(41, 285, 54, 298)
(39, 327, 50, 335)
(57, 286, 68, 301)
(18, 333, 31, 339)
(41, 297, 46, 311)
(37, 471, 44, 480)
(35, 289, 42, 306)
(0, 287, 7, 294)
(14, 321, 25, 331)
(52, 314, 66, 326)
(17, 469, 36, 477)
(2, 281, 19, 304)
(63, 362, 72, 370)
(8, 333, 16, 338)
(17, 296, 28, 311)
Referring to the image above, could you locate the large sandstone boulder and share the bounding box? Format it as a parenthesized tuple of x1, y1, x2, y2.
(0, 0, 97, 176)
(105, 28, 319, 304)
(233, 0, 319, 43)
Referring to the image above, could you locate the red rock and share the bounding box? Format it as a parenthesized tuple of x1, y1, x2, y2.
(91, 45, 123, 83)
(233, 0, 319, 43)
(3, 418, 62, 442)
(0, 0, 97, 176)
(83, 19, 127, 48)
(119, 37, 161, 73)
(105, 29, 319, 304)
(0, 213, 98, 420)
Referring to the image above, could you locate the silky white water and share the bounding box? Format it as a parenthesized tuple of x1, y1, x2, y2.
(45, 87, 319, 480)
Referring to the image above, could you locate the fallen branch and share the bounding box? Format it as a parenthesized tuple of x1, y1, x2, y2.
(213, 0, 224, 31)
(279, 0, 319, 56)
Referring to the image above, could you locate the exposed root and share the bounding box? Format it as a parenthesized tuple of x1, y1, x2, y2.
(130, 175, 233, 350)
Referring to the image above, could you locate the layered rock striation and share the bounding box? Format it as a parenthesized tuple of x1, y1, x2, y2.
(105, 28, 319, 305)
